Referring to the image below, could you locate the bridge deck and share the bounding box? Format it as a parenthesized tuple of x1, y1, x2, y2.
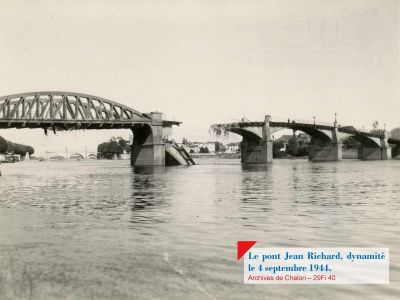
(0, 119, 145, 130)
(0, 119, 180, 130)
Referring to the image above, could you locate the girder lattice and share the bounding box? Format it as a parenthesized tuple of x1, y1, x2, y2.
(0, 91, 152, 129)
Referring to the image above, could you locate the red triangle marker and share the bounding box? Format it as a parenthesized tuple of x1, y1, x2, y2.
(237, 241, 257, 260)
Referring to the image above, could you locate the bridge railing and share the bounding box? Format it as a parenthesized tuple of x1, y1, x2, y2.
(269, 116, 334, 127)
(271, 118, 387, 138)
(211, 117, 391, 139)
(338, 124, 387, 138)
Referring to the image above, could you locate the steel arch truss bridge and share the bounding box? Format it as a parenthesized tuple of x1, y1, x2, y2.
(0, 91, 152, 130)
(0, 91, 193, 166)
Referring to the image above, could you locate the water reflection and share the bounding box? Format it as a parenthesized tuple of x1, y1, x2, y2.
(132, 165, 165, 175)
(130, 166, 171, 225)
(241, 163, 270, 172)
(236, 163, 275, 229)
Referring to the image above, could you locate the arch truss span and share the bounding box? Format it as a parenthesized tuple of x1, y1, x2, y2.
(0, 91, 152, 130)
(0, 92, 192, 166)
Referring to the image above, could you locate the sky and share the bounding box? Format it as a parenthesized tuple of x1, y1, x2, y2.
(0, 0, 399, 154)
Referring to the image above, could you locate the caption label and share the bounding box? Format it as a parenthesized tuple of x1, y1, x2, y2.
(244, 248, 389, 284)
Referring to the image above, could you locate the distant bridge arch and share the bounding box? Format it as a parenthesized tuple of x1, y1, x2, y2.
(70, 153, 85, 160)
(88, 153, 97, 159)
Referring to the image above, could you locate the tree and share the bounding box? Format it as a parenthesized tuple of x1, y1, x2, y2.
(182, 137, 190, 145)
(297, 141, 309, 156)
(273, 140, 285, 158)
(297, 137, 309, 156)
(97, 142, 106, 153)
(215, 142, 226, 153)
(118, 139, 126, 148)
(199, 147, 209, 153)
(215, 142, 220, 152)
(97, 136, 131, 159)
(343, 137, 361, 149)
(287, 138, 299, 156)
(106, 139, 121, 154)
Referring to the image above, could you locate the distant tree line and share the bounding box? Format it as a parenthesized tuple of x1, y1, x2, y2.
(98, 137, 130, 159)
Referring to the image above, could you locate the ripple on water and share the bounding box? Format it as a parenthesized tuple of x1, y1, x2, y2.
(0, 159, 399, 299)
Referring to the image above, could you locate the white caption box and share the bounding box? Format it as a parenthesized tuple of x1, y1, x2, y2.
(244, 248, 389, 284)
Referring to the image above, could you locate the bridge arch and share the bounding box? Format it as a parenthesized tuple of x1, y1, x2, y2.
(229, 127, 263, 141)
(88, 153, 97, 159)
(211, 121, 272, 163)
(70, 153, 85, 160)
(0, 91, 152, 130)
(290, 127, 332, 144)
(340, 134, 381, 148)
(132, 123, 154, 145)
(389, 128, 400, 143)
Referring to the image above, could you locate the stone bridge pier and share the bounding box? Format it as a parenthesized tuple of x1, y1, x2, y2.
(357, 137, 391, 160)
(240, 115, 273, 164)
(130, 112, 193, 166)
(130, 112, 167, 166)
(308, 127, 392, 161)
(392, 145, 400, 158)
(308, 125, 342, 162)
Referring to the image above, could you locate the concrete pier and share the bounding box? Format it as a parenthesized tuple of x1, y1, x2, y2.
(381, 147, 392, 160)
(308, 124, 342, 162)
(131, 112, 165, 166)
(130, 112, 194, 166)
(358, 147, 381, 160)
(392, 146, 400, 158)
(358, 147, 392, 160)
(358, 137, 391, 160)
(241, 140, 272, 164)
(309, 142, 342, 162)
(240, 115, 273, 164)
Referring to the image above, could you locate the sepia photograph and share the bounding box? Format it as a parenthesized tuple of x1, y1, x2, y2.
(0, 1, 399, 299)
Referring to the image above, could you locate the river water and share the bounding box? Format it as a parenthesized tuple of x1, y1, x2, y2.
(0, 158, 399, 300)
